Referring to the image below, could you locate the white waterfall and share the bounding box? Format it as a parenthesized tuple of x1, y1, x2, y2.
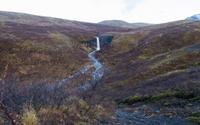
(96, 37, 100, 51)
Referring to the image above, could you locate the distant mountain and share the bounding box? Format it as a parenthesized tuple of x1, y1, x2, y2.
(186, 14, 200, 21)
(99, 20, 151, 29)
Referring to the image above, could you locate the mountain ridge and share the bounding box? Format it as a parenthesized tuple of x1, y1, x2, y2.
(99, 20, 151, 28)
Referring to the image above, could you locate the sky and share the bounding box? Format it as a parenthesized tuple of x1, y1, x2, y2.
(0, 0, 200, 24)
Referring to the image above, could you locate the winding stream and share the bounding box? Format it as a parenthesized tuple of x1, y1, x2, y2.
(77, 37, 104, 91)
(88, 37, 103, 81)
(57, 37, 103, 89)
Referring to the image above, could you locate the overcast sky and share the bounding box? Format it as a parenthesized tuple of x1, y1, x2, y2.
(0, 0, 200, 24)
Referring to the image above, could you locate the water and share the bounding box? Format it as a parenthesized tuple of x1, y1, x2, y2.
(77, 37, 104, 91)
(88, 37, 103, 80)
(96, 36, 100, 51)
(57, 37, 104, 89)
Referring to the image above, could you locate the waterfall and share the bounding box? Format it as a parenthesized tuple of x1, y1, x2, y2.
(87, 37, 103, 81)
(78, 36, 104, 91)
(96, 37, 100, 51)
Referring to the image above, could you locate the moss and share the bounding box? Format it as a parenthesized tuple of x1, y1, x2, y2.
(186, 116, 200, 124)
(190, 96, 200, 102)
(150, 92, 175, 101)
(175, 91, 195, 99)
(120, 95, 152, 105)
(130, 96, 142, 101)
(190, 112, 200, 117)
(163, 101, 172, 107)
(120, 91, 200, 105)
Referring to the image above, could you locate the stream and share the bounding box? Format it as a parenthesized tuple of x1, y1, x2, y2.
(57, 37, 103, 90)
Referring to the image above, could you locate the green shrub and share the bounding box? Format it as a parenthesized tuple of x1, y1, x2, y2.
(129, 96, 142, 102)
(186, 116, 200, 124)
(190, 112, 200, 117)
(163, 101, 172, 107)
(120, 90, 200, 105)
(190, 96, 200, 102)
(123, 96, 143, 104)
(150, 92, 174, 101)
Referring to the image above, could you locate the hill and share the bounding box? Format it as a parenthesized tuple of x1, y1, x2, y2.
(90, 20, 200, 125)
(0, 11, 130, 85)
(0, 11, 200, 125)
(99, 20, 151, 29)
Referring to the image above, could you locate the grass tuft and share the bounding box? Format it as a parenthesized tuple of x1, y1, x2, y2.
(22, 106, 39, 125)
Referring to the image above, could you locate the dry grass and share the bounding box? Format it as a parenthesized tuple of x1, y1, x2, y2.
(22, 106, 39, 125)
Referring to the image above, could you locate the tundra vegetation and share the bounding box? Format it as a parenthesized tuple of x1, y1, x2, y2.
(0, 11, 200, 125)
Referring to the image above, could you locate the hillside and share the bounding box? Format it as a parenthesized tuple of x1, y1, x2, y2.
(0, 11, 200, 125)
(90, 20, 200, 124)
(0, 11, 131, 85)
(99, 20, 150, 29)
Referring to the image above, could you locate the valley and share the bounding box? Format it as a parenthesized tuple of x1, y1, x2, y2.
(0, 11, 200, 125)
